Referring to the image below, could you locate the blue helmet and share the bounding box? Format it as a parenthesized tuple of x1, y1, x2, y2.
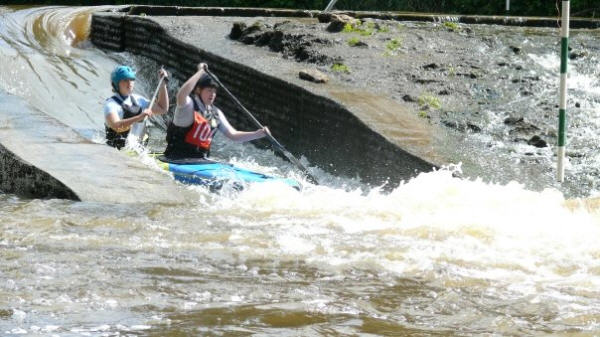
(111, 65, 136, 88)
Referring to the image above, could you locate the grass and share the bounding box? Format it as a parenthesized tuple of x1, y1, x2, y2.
(331, 63, 350, 73)
(443, 21, 461, 32)
(417, 93, 441, 118)
(386, 38, 402, 51)
(377, 25, 390, 33)
(342, 22, 374, 36)
(382, 38, 402, 56)
(418, 94, 441, 110)
(448, 65, 456, 77)
(347, 37, 361, 47)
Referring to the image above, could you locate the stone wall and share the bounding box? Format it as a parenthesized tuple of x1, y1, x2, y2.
(91, 11, 436, 186)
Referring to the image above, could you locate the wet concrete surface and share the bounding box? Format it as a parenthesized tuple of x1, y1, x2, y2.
(0, 90, 189, 203)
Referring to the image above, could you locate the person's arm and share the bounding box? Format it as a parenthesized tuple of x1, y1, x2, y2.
(105, 110, 151, 133)
(176, 62, 207, 107)
(151, 68, 169, 115)
(217, 110, 270, 142)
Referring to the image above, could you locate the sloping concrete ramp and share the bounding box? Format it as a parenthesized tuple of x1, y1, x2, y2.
(0, 91, 187, 204)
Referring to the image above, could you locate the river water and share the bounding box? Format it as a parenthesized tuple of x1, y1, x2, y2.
(1, 6, 600, 336)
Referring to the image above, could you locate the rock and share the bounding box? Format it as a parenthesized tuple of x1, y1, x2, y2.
(414, 78, 440, 84)
(442, 120, 480, 133)
(567, 151, 584, 158)
(255, 31, 274, 46)
(268, 30, 285, 52)
(326, 14, 360, 33)
(438, 89, 450, 95)
(467, 123, 482, 132)
(569, 51, 588, 60)
(299, 69, 329, 83)
(229, 22, 246, 40)
(504, 116, 524, 125)
(402, 94, 417, 102)
(510, 123, 540, 134)
(576, 102, 581, 108)
(510, 46, 521, 54)
(317, 13, 331, 23)
(528, 135, 547, 148)
(239, 21, 265, 44)
(423, 63, 439, 70)
(442, 120, 461, 130)
(350, 40, 368, 47)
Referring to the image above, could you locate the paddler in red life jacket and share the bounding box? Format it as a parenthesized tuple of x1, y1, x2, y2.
(103, 65, 169, 149)
(163, 62, 270, 159)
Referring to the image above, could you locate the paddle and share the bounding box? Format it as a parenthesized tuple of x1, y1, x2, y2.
(204, 67, 319, 185)
(129, 67, 167, 142)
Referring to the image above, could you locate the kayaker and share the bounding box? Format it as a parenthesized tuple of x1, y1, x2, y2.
(163, 62, 270, 159)
(103, 65, 169, 149)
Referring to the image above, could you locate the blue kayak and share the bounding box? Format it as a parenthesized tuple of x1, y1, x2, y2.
(155, 156, 301, 191)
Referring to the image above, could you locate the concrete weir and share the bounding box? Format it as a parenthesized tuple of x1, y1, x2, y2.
(90, 7, 439, 187)
(0, 91, 187, 204)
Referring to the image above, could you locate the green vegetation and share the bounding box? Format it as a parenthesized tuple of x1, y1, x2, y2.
(331, 63, 350, 73)
(417, 93, 441, 118)
(342, 23, 357, 32)
(448, 65, 456, 77)
(377, 25, 390, 33)
(342, 22, 374, 36)
(386, 38, 402, 51)
(347, 37, 361, 46)
(4, 0, 597, 17)
(418, 94, 441, 110)
(443, 21, 461, 32)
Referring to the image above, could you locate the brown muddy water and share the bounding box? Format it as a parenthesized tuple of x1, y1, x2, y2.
(1, 6, 600, 336)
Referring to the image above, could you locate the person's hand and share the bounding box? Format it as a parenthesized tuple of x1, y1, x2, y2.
(198, 62, 208, 72)
(140, 108, 152, 120)
(158, 68, 168, 81)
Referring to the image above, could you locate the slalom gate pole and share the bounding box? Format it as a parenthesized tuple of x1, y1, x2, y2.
(557, 0, 570, 182)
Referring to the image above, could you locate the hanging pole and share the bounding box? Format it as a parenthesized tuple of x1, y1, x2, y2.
(506, 0, 510, 12)
(557, 0, 570, 182)
(324, 0, 338, 12)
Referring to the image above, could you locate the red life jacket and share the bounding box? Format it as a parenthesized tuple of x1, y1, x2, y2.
(164, 95, 220, 159)
(184, 110, 218, 151)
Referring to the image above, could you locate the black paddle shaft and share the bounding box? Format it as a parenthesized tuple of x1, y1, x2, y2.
(204, 68, 319, 185)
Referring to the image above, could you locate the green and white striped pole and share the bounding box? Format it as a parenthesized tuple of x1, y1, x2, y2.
(557, 0, 570, 182)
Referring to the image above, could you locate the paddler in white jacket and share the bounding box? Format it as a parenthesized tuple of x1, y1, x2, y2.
(103, 65, 169, 149)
